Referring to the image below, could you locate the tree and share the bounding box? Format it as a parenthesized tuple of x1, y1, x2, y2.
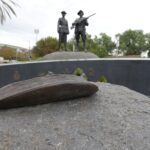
(87, 35, 108, 57)
(0, 0, 17, 24)
(88, 33, 115, 57)
(98, 33, 116, 53)
(67, 34, 94, 52)
(118, 29, 145, 55)
(32, 37, 59, 58)
(67, 34, 112, 57)
(0, 46, 16, 59)
(144, 33, 150, 50)
(67, 37, 75, 51)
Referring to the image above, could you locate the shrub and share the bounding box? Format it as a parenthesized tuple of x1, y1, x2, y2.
(73, 67, 87, 80)
(99, 75, 108, 83)
(73, 67, 84, 76)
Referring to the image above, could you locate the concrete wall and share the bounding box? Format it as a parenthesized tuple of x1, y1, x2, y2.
(0, 59, 150, 95)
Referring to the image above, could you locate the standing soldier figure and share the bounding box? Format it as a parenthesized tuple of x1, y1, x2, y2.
(57, 11, 69, 51)
(71, 10, 89, 51)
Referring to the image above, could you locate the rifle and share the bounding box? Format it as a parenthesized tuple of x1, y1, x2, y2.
(71, 13, 96, 29)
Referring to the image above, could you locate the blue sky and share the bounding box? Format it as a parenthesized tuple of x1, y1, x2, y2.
(0, 0, 150, 49)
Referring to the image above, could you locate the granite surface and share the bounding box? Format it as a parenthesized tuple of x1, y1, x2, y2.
(0, 83, 150, 149)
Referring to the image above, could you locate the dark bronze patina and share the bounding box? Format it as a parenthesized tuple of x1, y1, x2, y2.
(57, 11, 69, 51)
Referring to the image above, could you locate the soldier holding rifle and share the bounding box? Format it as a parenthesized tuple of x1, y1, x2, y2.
(71, 10, 95, 51)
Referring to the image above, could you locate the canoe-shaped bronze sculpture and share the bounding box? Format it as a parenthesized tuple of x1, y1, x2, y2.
(0, 74, 98, 109)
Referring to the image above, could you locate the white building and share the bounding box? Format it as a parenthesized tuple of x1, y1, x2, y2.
(0, 57, 4, 61)
(110, 49, 124, 57)
(140, 50, 149, 58)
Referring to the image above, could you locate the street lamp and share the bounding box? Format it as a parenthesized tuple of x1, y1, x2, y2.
(34, 29, 39, 43)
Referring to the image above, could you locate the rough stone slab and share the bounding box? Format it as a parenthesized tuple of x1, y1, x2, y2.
(0, 74, 98, 109)
(0, 83, 150, 149)
(41, 51, 99, 60)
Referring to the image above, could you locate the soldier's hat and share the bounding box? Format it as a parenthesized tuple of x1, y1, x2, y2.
(61, 11, 67, 14)
(77, 10, 84, 15)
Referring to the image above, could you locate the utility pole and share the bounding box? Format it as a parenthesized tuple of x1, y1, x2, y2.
(28, 40, 31, 60)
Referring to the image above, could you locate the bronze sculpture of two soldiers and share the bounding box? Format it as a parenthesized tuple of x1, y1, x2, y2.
(57, 10, 95, 51)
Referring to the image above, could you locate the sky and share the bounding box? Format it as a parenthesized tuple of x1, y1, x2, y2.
(0, 0, 150, 49)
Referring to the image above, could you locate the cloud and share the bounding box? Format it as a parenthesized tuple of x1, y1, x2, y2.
(0, 0, 150, 48)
